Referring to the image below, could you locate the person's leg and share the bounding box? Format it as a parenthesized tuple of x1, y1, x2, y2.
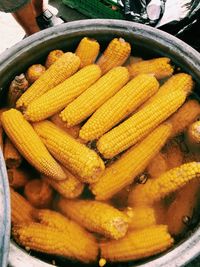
(12, 1, 40, 36)
(31, 0, 48, 16)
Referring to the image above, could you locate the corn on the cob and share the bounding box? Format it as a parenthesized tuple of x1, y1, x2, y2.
(13, 221, 98, 263)
(10, 187, 35, 224)
(124, 206, 156, 230)
(166, 179, 200, 236)
(163, 139, 183, 169)
(51, 113, 81, 138)
(97, 38, 131, 74)
(60, 66, 129, 127)
(45, 49, 64, 69)
(26, 64, 46, 84)
(124, 56, 143, 67)
(168, 99, 200, 137)
(147, 152, 168, 178)
(24, 179, 54, 208)
(97, 89, 186, 159)
(140, 73, 194, 110)
(24, 64, 101, 122)
(43, 167, 84, 199)
(16, 53, 80, 110)
(33, 120, 105, 183)
(57, 198, 129, 240)
(100, 225, 173, 262)
(8, 168, 29, 189)
(91, 123, 171, 200)
(80, 74, 159, 141)
(7, 74, 29, 107)
(128, 162, 200, 206)
(3, 137, 22, 168)
(187, 120, 200, 145)
(127, 57, 174, 79)
(2, 109, 66, 180)
(75, 37, 100, 68)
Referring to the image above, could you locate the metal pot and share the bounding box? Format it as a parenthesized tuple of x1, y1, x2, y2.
(0, 19, 200, 267)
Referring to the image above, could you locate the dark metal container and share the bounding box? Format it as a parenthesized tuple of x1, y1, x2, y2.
(0, 19, 200, 267)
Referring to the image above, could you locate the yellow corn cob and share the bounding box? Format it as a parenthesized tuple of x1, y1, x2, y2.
(16, 52, 80, 110)
(75, 37, 100, 68)
(43, 167, 84, 199)
(97, 89, 187, 159)
(100, 225, 174, 262)
(166, 179, 200, 236)
(187, 120, 200, 144)
(24, 65, 101, 122)
(128, 162, 200, 206)
(57, 198, 129, 240)
(91, 123, 171, 200)
(97, 38, 131, 74)
(168, 99, 200, 137)
(45, 49, 64, 69)
(124, 206, 156, 230)
(24, 179, 54, 208)
(141, 73, 194, 110)
(8, 168, 29, 189)
(124, 56, 143, 67)
(26, 64, 46, 84)
(33, 120, 105, 183)
(163, 139, 183, 169)
(10, 187, 35, 224)
(60, 66, 129, 127)
(12, 222, 98, 263)
(127, 57, 174, 79)
(147, 152, 168, 178)
(80, 74, 159, 141)
(3, 137, 22, 168)
(1, 109, 66, 180)
(51, 113, 81, 138)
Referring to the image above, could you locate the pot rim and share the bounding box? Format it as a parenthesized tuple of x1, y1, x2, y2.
(2, 19, 200, 267)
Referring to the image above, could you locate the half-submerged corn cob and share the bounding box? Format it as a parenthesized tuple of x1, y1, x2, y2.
(16, 52, 80, 110)
(75, 37, 100, 68)
(33, 120, 105, 183)
(7, 74, 29, 107)
(24, 179, 54, 209)
(13, 219, 98, 263)
(140, 73, 194, 110)
(10, 188, 35, 224)
(163, 139, 183, 169)
(127, 57, 174, 79)
(97, 89, 187, 159)
(97, 38, 131, 74)
(43, 167, 84, 199)
(166, 179, 200, 236)
(3, 137, 22, 168)
(45, 49, 64, 69)
(124, 206, 156, 230)
(168, 99, 200, 137)
(91, 123, 171, 200)
(80, 74, 159, 141)
(24, 65, 101, 122)
(51, 113, 81, 138)
(100, 225, 173, 262)
(147, 152, 168, 178)
(8, 168, 29, 189)
(128, 162, 200, 206)
(26, 64, 46, 84)
(60, 66, 129, 127)
(187, 120, 200, 145)
(1, 109, 66, 180)
(57, 198, 129, 240)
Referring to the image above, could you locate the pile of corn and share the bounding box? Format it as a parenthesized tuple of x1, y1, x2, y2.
(1, 36, 200, 266)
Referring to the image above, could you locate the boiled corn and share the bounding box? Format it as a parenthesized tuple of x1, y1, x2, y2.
(60, 66, 129, 127)
(80, 74, 159, 141)
(3, 137, 22, 168)
(147, 152, 168, 178)
(1, 109, 66, 180)
(26, 64, 46, 84)
(8, 168, 29, 189)
(187, 120, 200, 144)
(45, 50, 64, 69)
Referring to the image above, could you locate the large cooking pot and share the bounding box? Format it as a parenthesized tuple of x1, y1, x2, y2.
(0, 19, 200, 267)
